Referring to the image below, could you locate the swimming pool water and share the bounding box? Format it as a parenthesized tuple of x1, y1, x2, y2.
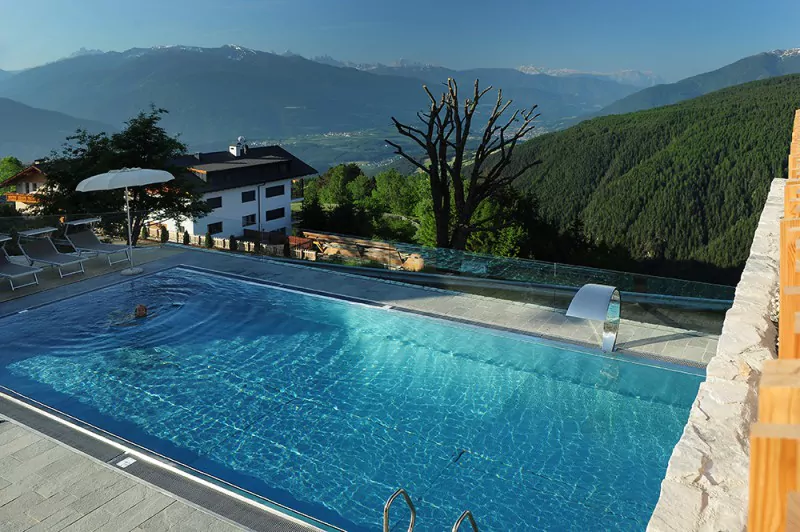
(0, 267, 703, 531)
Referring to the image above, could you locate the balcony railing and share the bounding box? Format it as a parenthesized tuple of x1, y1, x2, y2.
(4, 192, 40, 204)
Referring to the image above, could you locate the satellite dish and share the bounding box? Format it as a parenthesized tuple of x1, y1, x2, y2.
(237, 136, 246, 144)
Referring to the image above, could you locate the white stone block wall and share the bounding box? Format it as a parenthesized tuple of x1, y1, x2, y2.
(647, 179, 784, 531)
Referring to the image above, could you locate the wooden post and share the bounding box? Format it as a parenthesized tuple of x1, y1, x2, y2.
(748, 423, 800, 532)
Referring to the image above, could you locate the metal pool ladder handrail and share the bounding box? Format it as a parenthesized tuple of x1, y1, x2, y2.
(383, 488, 416, 532)
(452, 510, 479, 532)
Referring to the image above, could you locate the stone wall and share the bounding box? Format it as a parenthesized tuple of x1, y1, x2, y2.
(647, 178, 784, 531)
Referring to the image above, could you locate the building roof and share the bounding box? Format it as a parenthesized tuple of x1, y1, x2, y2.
(188, 156, 289, 174)
(171, 145, 317, 193)
(0, 165, 46, 188)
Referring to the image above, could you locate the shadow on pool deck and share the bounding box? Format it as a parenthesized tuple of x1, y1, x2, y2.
(0, 245, 184, 305)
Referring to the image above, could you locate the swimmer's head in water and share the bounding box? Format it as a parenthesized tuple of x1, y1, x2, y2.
(135, 304, 148, 318)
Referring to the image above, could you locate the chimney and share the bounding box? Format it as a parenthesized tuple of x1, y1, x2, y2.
(229, 144, 242, 157)
(194, 152, 201, 160)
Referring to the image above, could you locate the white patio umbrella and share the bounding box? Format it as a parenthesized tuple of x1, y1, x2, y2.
(76, 168, 174, 275)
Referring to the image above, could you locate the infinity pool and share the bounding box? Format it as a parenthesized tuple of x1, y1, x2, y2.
(0, 267, 702, 531)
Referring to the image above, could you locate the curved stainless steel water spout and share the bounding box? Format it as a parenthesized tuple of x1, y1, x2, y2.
(566, 284, 621, 353)
(452, 510, 479, 532)
(383, 488, 416, 532)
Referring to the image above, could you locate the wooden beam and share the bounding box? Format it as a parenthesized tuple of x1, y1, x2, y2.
(749, 423, 800, 532)
(788, 492, 800, 532)
(764, 359, 800, 377)
(759, 372, 800, 423)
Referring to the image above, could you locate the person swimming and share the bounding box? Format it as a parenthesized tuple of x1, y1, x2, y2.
(109, 304, 154, 327)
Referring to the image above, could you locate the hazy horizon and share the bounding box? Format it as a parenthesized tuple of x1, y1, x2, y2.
(1, 0, 799, 81)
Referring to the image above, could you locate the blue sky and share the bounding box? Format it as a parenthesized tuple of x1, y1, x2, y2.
(0, 0, 798, 81)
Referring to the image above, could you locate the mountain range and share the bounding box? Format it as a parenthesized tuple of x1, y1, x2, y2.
(1, 45, 799, 171)
(311, 54, 663, 88)
(0, 97, 111, 160)
(599, 49, 800, 115)
(0, 44, 640, 164)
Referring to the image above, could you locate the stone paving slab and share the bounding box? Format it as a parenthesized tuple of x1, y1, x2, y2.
(0, 418, 250, 532)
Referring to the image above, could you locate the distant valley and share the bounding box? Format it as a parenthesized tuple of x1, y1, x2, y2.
(1, 46, 800, 172)
(0, 45, 639, 168)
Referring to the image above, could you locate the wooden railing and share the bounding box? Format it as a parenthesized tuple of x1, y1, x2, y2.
(749, 109, 800, 532)
(3, 192, 40, 204)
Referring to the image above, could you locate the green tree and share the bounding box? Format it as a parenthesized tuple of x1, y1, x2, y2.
(346, 174, 375, 206)
(205, 230, 213, 248)
(317, 163, 364, 205)
(372, 169, 419, 216)
(34, 107, 210, 245)
(159, 225, 168, 243)
(182, 230, 190, 245)
(299, 197, 328, 230)
(0, 156, 24, 190)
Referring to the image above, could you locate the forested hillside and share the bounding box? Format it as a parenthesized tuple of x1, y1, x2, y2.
(509, 74, 800, 273)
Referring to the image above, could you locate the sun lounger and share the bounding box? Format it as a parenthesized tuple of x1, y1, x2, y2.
(65, 218, 130, 266)
(0, 234, 42, 290)
(18, 227, 87, 278)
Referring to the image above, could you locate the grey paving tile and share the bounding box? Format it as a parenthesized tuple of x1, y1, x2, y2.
(2, 447, 73, 484)
(69, 478, 136, 515)
(0, 432, 42, 459)
(23, 507, 83, 532)
(93, 492, 174, 532)
(59, 508, 113, 532)
(9, 438, 57, 463)
(25, 491, 79, 522)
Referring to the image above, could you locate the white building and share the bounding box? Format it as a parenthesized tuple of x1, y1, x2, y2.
(161, 142, 316, 240)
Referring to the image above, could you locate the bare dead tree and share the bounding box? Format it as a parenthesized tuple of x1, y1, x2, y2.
(386, 78, 540, 250)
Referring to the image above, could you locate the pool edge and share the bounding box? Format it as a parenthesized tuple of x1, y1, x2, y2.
(0, 388, 344, 532)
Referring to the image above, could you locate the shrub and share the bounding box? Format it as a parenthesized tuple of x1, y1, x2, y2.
(159, 226, 168, 243)
(254, 239, 263, 254)
(228, 234, 238, 252)
(204, 230, 213, 248)
(141, 225, 149, 240)
(183, 230, 190, 245)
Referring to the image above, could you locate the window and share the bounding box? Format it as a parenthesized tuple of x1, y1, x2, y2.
(242, 214, 256, 227)
(31, 183, 38, 191)
(266, 207, 285, 221)
(206, 196, 222, 209)
(25, 183, 30, 193)
(207, 222, 223, 235)
(265, 185, 284, 198)
(241, 190, 256, 203)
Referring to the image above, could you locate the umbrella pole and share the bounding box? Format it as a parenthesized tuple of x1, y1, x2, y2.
(125, 186, 134, 268)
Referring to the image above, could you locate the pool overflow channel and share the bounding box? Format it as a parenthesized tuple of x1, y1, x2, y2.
(383, 488, 479, 532)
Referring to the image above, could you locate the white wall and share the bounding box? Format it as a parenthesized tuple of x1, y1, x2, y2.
(160, 179, 293, 238)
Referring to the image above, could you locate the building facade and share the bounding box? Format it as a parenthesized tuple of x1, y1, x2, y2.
(161, 142, 316, 240)
(0, 165, 47, 212)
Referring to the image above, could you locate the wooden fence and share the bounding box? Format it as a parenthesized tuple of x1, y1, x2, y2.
(749, 109, 800, 531)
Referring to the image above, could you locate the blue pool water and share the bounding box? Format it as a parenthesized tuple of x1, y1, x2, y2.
(0, 267, 703, 531)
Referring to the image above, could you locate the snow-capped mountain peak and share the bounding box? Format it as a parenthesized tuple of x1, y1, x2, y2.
(518, 65, 663, 87)
(769, 48, 800, 59)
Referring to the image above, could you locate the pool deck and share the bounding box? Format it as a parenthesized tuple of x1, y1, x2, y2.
(0, 245, 719, 531)
(0, 415, 249, 532)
